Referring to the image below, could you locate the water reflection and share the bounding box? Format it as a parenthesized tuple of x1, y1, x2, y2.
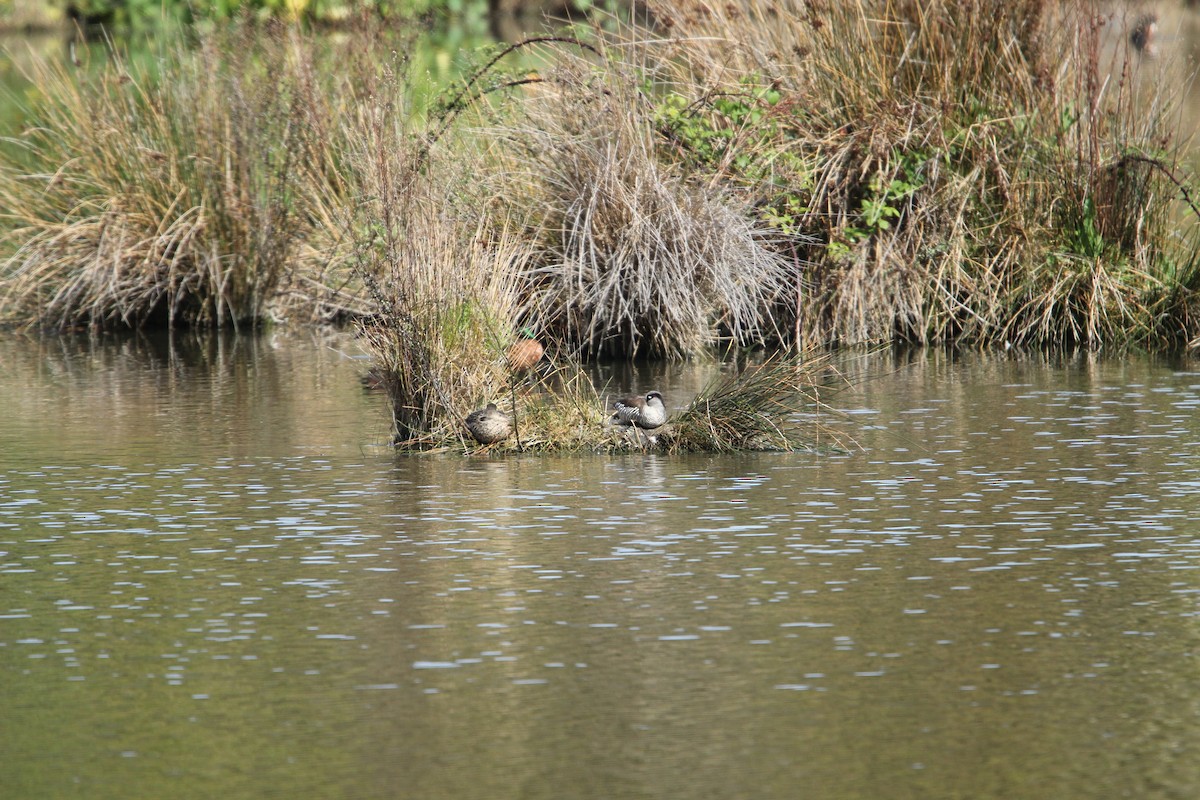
(0, 329, 390, 463)
(3, 339, 1200, 798)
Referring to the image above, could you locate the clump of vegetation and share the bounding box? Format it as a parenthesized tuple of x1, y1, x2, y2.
(635, 0, 1200, 349)
(370, 343, 848, 454)
(342, 133, 634, 452)
(489, 52, 799, 358)
(354, 204, 532, 445)
(326, 33, 539, 447)
(661, 350, 854, 453)
(0, 25, 317, 329)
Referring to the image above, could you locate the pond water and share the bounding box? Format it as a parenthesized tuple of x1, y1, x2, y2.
(3, 332, 1200, 798)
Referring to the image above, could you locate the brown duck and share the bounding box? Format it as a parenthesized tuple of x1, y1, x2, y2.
(465, 403, 512, 444)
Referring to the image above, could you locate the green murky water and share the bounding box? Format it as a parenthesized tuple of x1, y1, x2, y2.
(4, 334, 1200, 798)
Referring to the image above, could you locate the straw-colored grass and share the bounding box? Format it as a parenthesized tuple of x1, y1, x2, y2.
(354, 202, 532, 445)
(4, 5, 1200, 456)
(619, 0, 1200, 349)
(0, 26, 320, 329)
(4, 5, 1198, 355)
(486, 50, 800, 359)
(661, 350, 855, 453)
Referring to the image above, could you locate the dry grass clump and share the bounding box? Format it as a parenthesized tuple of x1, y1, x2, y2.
(488, 48, 800, 359)
(660, 350, 854, 453)
(631, 0, 1200, 349)
(354, 202, 531, 446)
(326, 35, 527, 447)
(0, 25, 323, 329)
(347, 162, 628, 452)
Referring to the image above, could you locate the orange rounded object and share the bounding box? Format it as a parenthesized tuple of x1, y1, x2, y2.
(507, 338, 544, 372)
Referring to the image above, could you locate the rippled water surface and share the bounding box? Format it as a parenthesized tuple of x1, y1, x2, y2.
(4, 334, 1200, 799)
